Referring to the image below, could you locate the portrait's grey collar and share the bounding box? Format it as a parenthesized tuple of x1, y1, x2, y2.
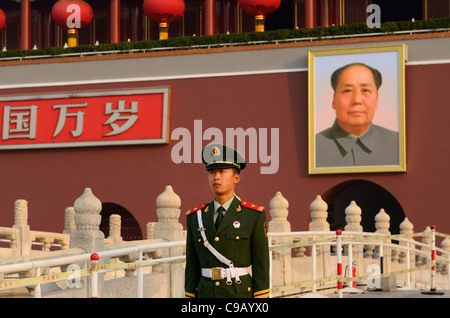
(331, 120, 376, 154)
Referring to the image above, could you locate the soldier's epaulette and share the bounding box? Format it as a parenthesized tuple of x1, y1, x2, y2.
(241, 201, 265, 212)
(186, 203, 207, 216)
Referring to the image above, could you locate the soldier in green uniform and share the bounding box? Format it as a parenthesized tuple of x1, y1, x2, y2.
(185, 144, 270, 298)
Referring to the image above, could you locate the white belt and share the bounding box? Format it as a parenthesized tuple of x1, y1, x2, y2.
(202, 266, 250, 283)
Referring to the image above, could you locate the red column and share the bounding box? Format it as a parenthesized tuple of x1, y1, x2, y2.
(329, 0, 341, 26)
(304, 0, 315, 29)
(110, 0, 121, 43)
(204, 0, 215, 35)
(318, 0, 329, 27)
(20, 0, 31, 50)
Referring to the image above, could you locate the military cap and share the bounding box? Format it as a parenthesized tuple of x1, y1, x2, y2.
(202, 144, 246, 172)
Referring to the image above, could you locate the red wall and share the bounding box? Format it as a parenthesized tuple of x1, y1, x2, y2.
(0, 63, 449, 237)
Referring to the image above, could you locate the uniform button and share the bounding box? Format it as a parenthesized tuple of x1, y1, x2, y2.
(215, 237, 220, 242)
(248, 287, 251, 292)
(215, 281, 220, 287)
(236, 236, 240, 240)
(198, 239, 202, 243)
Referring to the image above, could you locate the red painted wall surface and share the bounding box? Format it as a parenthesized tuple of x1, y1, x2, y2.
(0, 63, 449, 237)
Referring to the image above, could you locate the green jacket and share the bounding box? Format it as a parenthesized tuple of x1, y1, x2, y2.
(185, 196, 270, 298)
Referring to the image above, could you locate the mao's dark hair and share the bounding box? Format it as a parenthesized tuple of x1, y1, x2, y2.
(331, 63, 382, 92)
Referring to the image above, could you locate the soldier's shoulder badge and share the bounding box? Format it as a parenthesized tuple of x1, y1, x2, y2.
(186, 203, 207, 216)
(241, 201, 265, 212)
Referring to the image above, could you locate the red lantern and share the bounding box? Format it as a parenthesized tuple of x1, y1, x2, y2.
(0, 9, 6, 31)
(238, 0, 281, 32)
(52, 0, 93, 47)
(143, 0, 185, 40)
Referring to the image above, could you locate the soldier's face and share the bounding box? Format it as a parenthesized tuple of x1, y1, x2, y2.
(332, 65, 379, 136)
(208, 168, 240, 197)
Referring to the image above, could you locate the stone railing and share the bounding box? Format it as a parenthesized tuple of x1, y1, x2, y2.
(0, 200, 70, 258)
(0, 185, 449, 297)
(267, 194, 450, 295)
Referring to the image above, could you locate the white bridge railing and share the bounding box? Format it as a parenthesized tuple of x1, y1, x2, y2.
(0, 186, 449, 298)
(0, 228, 448, 298)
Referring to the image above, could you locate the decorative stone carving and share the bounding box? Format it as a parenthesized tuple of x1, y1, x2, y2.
(344, 201, 363, 232)
(153, 186, 183, 241)
(399, 217, 413, 235)
(14, 199, 28, 227)
(375, 209, 390, 236)
(13, 199, 31, 255)
(108, 214, 122, 243)
(69, 188, 104, 253)
(63, 207, 76, 234)
(399, 217, 414, 264)
(268, 192, 290, 233)
(309, 195, 329, 231)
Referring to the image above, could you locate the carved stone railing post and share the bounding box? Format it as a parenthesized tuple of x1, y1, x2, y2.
(69, 188, 105, 297)
(13, 199, 31, 256)
(344, 201, 363, 277)
(146, 222, 156, 239)
(69, 188, 104, 253)
(344, 201, 362, 232)
(268, 192, 290, 233)
(375, 209, 392, 276)
(399, 217, 415, 285)
(441, 238, 450, 280)
(268, 192, 291, 289)
(308, 195, 331, 278)
(399, 218, 414, 263)
(13, 199, 34, 293)
(107, 214, 123, 243)
(375, 209, 390, 236)
(153, 186, 183, 242)
(153, 185, 183, 298)
(309, 195, 330, 232)
(63, 207, 76, 235)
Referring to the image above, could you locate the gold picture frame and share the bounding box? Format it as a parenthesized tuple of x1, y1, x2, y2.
(308, 45, 406, 174)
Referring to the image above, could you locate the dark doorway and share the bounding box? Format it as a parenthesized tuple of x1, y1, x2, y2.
(323, 180, 405, 234)
(100, 202, 143, 241)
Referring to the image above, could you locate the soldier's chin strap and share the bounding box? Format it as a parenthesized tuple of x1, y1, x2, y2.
(196, 210, 240, 284)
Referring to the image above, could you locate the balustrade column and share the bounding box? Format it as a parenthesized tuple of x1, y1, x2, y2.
(441, 238, 450, 289)
(268, 192, 291, 291)
(308, 195, 331, 278)
(375, 209, 391, 267)
(69, 188, 105, 297)
(153, 185, 184, 298)
(375, 208, 394, 289)
(399, 217, 415, 287)
(13, 199, 31, 256)
(63, 207, 76, 234)
(344, 201, 363, 281)
(69, 188, 104, 253)
(108, 214, 123, 243)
